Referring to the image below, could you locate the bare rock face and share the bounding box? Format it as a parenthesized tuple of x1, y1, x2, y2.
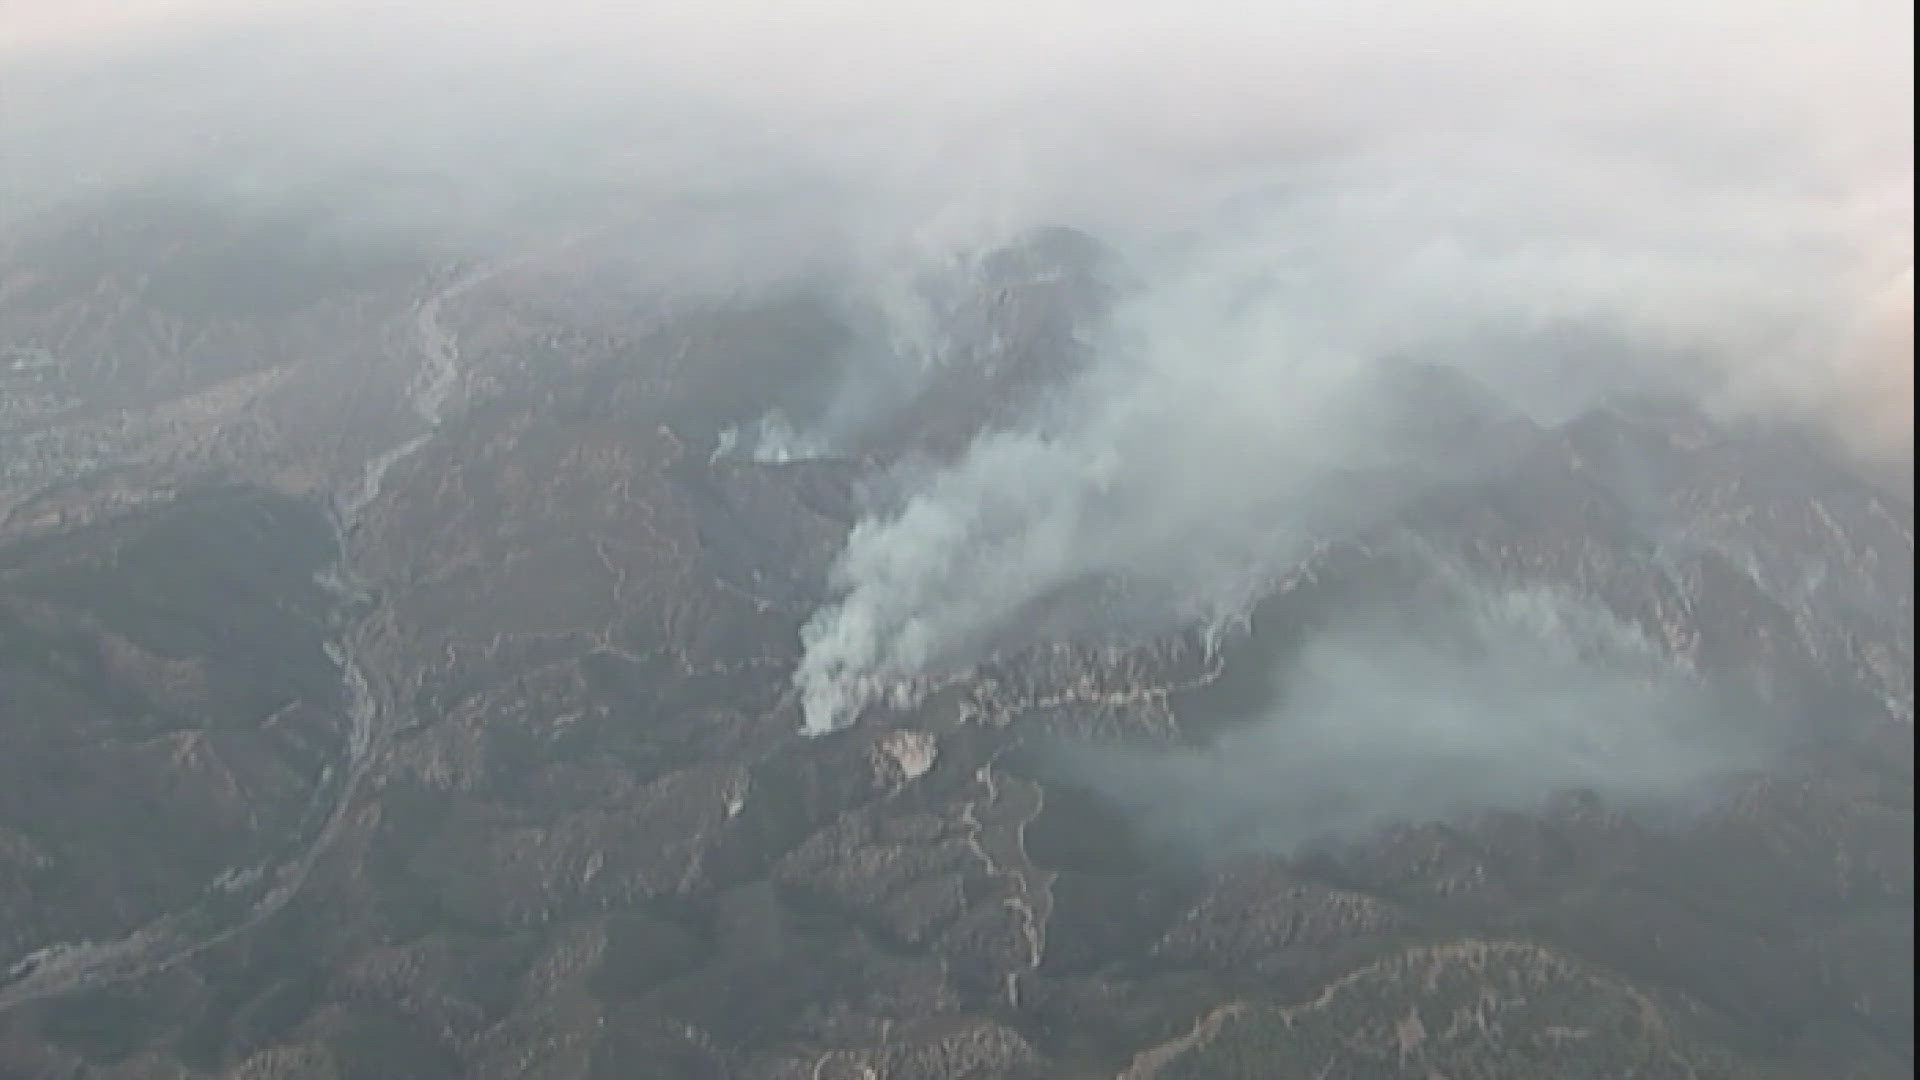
(873, 730, 938, 786)
(0, 204, 1910, 1080)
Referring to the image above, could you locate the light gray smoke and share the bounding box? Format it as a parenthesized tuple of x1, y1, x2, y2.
(1057, 563, 1785, 857)
(793, 140, 1909, 730)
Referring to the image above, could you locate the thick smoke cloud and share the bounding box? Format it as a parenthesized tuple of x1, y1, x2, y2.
(5, 1, 1910, 738)
(792, 147, 1913, 731)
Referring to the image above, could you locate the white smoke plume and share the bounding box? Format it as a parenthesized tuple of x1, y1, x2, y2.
(794, 129, 1912, 731)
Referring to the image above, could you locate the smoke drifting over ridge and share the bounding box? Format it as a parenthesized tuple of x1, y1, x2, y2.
(1055, 560, 1786, 859)
(790, 157, 1910, 730)
(6, 1, 1910, 739)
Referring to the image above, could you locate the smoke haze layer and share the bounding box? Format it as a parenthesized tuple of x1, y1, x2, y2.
(5, 1, 1909, 734)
